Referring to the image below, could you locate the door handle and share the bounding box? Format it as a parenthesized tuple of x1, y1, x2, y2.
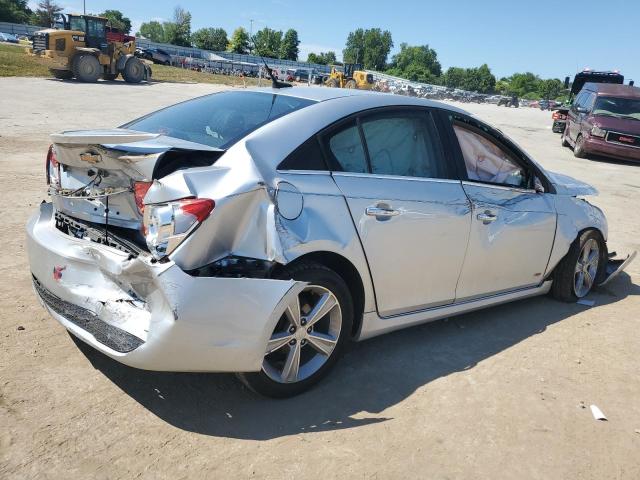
(366, 206, 400, 219)
(477, 211, 497, 224)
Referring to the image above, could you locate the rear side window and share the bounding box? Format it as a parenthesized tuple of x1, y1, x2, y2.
(278, 136, 327, 170)
(324, 121, 368, 173)
(123, 91, 315, 149)
(361, 112, 446, 179)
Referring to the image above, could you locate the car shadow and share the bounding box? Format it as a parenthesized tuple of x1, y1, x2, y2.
(72, 273, 639, 440)
(586, 154, 640, 167)
(45, 78, 153, 86)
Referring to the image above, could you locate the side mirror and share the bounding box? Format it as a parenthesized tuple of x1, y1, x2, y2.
(576, 106, 588, 114)
(630, 80, 635, 87)
(534, 177, 545, 194)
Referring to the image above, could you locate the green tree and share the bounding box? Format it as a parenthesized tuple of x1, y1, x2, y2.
(442, 67, 466, 88)
(279, 28, 300, 60)
(163, 6, 191, 46)
(192, 27, 228, 51)
(462, 64, 496, 93)
(538, 78, 564, 99)
(138, 20, 165, 42)
(386, 43, 441, 82)
(228, 27, 250, 54)
(0, 0, 33, 23)
(507, 72, 540, 97)
(32, 0, 62, 27)
(254, 27, 282, 58)
(99, 9, 132, 34)
(343, 27, 393, 70)
(307, 51, 337, 65)
(495, 79, 510, 95)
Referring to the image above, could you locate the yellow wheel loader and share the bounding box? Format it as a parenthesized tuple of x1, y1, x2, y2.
(324, 63, 374, 90)
(29, 13, 151, 83)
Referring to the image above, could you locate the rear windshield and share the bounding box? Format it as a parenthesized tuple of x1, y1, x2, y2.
(123, 91, 315, 149)
(593, 96, 640, 121)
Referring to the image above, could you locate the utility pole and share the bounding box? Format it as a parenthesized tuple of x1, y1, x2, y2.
(249, 19, 254, 54)
(83, 0, 86, 14)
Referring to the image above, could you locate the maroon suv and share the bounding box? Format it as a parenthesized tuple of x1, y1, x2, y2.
(562, 83, 640, 161)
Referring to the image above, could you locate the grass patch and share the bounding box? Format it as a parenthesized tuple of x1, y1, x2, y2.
(0, 43, 51, 77)
(0, 42, 269, 86)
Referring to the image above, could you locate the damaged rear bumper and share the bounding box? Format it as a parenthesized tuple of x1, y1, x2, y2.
(26, 202, 300, 372)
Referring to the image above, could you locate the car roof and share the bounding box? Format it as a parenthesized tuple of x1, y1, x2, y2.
(248, 86, 470, 114)
(583, 83, 640, 98)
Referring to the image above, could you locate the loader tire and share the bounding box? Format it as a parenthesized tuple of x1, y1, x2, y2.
(345, 79, 357, 89)
(123, 57, 145, 83)
(73, 54, 101, 82)
(326, 78, 339, 88)
(50, 69, 73, 80)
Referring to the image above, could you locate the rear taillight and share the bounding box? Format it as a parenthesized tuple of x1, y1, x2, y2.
(143, 198, 215, 259)
(46, 145, 60, 187)
(133, 181, 152, 214)
(552, 111, 567, 120)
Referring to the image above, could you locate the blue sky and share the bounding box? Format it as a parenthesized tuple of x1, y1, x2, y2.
(29, 0, 640, 82)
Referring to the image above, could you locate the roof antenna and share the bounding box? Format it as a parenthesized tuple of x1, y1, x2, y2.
(251, 35, 292, 89)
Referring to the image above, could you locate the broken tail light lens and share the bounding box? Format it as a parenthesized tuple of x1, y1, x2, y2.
(46, 145, 60, 188)
(143, 198, 215, 259)
(133, 181, 152, 214)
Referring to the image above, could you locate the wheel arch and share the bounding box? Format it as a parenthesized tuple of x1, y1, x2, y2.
(275, 250, 366, 338)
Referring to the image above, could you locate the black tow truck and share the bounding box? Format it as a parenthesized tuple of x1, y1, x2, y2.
(551, 70, 629, 133)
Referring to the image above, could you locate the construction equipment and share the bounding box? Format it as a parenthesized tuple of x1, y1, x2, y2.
(29, 13, 151, 83)
(324, 63, 374, 90)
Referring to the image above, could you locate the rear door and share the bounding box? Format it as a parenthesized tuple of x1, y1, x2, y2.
(325, 108, 471, 317)
(443, 113, 556, 300)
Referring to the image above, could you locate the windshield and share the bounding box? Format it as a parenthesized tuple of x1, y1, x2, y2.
(123, 91, 315, 149)
(593, 96, 640, 120)
(69, 16, 85, 32)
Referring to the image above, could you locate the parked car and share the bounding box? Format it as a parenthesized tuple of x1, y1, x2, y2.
(562, 83, 640, 161)
(135, 47, 171, 65)
(27, 88, 634, 397)
(0, 32, 19, 44)
(293, 68, 316, 82)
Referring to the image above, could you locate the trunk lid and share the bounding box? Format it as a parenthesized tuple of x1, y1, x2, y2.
(50, 129, 223, 230)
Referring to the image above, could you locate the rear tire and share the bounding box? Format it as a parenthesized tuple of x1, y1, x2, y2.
(561, 129, 570, 147)
(551, 230, 606, 302)
(123, 57, 145, 83)
(50, 69, 73, 80)
(573, 134, 587, 158)
(73, 54, 101, 82)
(238, 261, 353, 398)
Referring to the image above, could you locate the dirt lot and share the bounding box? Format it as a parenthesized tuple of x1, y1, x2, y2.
(1, 78, 639, 479)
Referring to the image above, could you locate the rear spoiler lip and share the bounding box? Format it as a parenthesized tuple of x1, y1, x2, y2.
(50, 130, 160, 146)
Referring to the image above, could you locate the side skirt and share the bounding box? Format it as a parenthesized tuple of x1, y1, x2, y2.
(357, 281, 553, 341)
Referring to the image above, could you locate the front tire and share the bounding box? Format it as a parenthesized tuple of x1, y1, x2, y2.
(552, 230, 605, 302)
(123, 57, 145, 83)
(238, 261, 353, 398)
(573, 134, 588, 158)
(73, 54, 101, 82)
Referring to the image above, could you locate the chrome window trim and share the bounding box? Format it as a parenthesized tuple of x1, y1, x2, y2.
(332, 171, 462, 184)
(461, 180, 538, 194)
(275, 169, 331, 175)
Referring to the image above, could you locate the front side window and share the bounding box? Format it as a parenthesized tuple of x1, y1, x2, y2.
(324, 122, 368, 173)
(123, 91, 315, 149)
(361, 112, 446, 179)
(69, 17, 86, 32)
(453, 123, 527, 188)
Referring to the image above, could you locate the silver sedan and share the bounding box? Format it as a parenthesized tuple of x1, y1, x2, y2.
(26, 87, 635, 397)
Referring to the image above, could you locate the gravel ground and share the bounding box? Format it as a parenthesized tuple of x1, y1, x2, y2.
(1, 78, 639, 480)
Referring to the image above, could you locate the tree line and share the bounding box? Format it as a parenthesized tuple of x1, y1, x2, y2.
(1, 0, 566, 98)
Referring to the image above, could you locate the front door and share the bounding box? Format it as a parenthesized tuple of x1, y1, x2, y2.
(324, 109, 471, 317)
(448, 116, 556, 301)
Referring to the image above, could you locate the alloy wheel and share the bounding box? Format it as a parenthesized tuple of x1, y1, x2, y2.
(262, 285, 342, 384)
(574, 238, 599, 297)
